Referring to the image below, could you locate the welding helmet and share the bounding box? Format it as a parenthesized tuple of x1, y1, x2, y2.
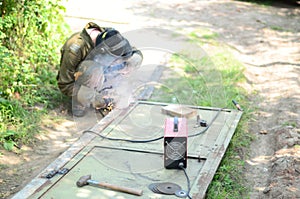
(95, 29, 133, 58)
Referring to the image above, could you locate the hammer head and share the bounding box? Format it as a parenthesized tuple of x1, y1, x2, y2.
(76, 174, 91, 187)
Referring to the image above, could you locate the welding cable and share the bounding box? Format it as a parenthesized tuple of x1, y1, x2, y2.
(188, 107, 224, 138)
(82, 130, 164, 143)
(179, 164, 192, 199)
(83, 108, 223, 142)
(83, 102, 238, 142)
(189, 99, 244, 137)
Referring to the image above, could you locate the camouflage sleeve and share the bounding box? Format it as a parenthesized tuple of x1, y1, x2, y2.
(57, 43, 83, 96)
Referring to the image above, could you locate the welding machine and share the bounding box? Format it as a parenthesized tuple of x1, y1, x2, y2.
(164, 117, 188, 169)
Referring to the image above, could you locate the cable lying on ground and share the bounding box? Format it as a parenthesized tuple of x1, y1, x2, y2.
(83, 100, 243, 143)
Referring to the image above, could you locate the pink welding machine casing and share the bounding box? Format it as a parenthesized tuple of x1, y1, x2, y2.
(164, 117, 188, 169)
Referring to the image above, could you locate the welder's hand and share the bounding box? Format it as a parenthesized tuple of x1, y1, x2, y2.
(74, 71, 83, 81)
(103, 98, 114, 112)
(93, 95, 114, 110)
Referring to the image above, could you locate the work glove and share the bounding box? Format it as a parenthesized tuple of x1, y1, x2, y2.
(93, 94, 114, 110)
(102, 98, 114, 112)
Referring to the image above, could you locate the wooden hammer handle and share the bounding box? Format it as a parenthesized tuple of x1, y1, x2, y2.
(91, 180, 143, 196)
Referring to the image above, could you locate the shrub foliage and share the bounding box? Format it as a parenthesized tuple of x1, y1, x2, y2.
(0, 0, 69, 149)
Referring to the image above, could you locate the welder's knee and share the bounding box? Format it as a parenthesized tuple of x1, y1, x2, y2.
(76, 60, 105, 90)
(77, 85, 95, 108)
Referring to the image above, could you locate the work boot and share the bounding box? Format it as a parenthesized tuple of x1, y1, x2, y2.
(72, 97, 87, 117)
(72, 105, 86, 117)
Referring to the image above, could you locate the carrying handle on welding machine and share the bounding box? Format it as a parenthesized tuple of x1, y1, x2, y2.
(173, 117, 178, 132)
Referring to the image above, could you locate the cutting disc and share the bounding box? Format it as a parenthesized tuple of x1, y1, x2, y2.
(148, 183, 161, 194)
(156, 182, 182, 195)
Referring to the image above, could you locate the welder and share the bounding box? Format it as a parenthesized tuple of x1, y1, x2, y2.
(57, 22, 143, 117)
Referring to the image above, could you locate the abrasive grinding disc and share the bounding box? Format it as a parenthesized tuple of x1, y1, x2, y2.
(148, 183, 161, 194)
(156, 182, 182, 195)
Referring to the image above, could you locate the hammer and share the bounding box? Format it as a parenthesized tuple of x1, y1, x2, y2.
(76, 175, 143, 196)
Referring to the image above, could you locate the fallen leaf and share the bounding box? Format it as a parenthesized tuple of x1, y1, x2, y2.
(259, 130, 268, 134)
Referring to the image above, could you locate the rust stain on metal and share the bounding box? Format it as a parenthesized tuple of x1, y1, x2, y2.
(32, 180, 52, 195)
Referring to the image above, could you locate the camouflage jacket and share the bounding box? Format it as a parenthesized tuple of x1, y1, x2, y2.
(57, 22, 104, 96)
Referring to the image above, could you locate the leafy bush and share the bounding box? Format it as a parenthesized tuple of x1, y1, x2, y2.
(0, 0, 70, 149)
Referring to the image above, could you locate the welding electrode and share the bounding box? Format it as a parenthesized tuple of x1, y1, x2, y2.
(232, 100, 243, 111)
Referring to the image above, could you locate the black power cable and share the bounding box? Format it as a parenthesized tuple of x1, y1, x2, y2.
(83, 100, 243, 143)
(83, 130, 164, 143)
(82, 101, 242, 199)
(82, 107, 226, 143)
(188, 107, 224, 138)
(179, 163, 192, 199)
(82, 108, 222, 199)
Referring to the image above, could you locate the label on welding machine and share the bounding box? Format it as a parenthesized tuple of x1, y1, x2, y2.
(164, 117, 188, 169)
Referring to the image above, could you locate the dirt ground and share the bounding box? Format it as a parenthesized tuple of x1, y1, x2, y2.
(1, 1, 300, 198)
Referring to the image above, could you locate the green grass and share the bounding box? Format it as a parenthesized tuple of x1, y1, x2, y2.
(270, 25, 285, 31)
(0, 0, 70, 151)
(236, 0, 273, 6)
(0, 87, 67, 150)
(206, 113, 253, 199)
(150, 29, 253, 198)
(282, 121, 297, 128)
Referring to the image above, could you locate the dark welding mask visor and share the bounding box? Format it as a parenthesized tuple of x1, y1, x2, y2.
(95, 29, 133, 59)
